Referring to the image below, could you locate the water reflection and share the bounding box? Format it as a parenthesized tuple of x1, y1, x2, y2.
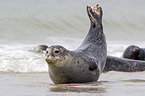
(123, 79, 145, 83)
(49, 83, 106, 93)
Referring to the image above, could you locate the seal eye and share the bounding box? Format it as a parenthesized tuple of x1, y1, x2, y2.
(46, 51, 49, 54)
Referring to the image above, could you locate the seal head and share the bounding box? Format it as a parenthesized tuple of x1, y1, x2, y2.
(123, 45, 145, 60)
(45, 45, 69, 67)
(34, 45, 48, 52)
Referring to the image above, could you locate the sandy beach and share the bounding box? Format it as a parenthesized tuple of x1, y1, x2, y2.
(0, 72, 145, 96)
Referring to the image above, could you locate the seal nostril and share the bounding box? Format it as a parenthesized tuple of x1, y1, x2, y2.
(47, 55, 49, 58)
(55, 50, 59, 53)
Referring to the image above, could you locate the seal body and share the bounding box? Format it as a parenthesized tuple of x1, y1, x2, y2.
(104, 45, 145, 72)
(45, 4, 107, 84)
(123, 45, 145, 60)
(104, 56, 145, 72)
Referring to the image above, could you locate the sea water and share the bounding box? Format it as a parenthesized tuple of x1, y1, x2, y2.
(0, 0, 145, 96)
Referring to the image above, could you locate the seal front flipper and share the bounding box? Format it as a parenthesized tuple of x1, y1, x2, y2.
(88, 59, 99, 75)
(88, 59, 98, 71)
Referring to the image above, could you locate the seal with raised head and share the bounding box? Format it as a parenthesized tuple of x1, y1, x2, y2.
(123, 45, 145, 60)
(45, 4, 107, 84)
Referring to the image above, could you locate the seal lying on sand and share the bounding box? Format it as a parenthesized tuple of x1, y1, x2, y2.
(104, 56, 145, 72)
(104, 45, 145, 72)
(123, 45, 145, 60)
(103, 45, 145, 72)
(45, 4, 107, 84)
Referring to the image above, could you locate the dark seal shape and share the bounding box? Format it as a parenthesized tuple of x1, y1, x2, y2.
(45, 4, 107, 84)
(104, 56, 145, 72)
(104, 45, 145, 72)
(34, 45, 48, 52)
(123, 45, 145, 60)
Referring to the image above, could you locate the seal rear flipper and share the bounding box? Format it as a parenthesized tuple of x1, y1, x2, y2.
(87, 4, 102, 28)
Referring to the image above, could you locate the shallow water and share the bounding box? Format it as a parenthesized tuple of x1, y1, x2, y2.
(0, 0, 145, 96)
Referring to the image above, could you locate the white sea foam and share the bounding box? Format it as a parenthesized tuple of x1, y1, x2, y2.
(0, 44, 47, 73)
(0, 37, 82, 73)
(1, 41, 145, 73)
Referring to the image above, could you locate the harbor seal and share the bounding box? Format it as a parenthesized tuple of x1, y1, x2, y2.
(34, 45, 48, 52)
(123, 45, 145, 60)
(104, 56, 145, 72)
(45, 4, 107, 84)
(103, 45, 145, 72)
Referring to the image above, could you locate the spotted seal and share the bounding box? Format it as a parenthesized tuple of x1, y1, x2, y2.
(45, 4, 107, 84)
(123, 45, 145, 60)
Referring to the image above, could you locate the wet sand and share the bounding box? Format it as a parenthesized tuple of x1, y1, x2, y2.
(0, 72, 145, 96)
